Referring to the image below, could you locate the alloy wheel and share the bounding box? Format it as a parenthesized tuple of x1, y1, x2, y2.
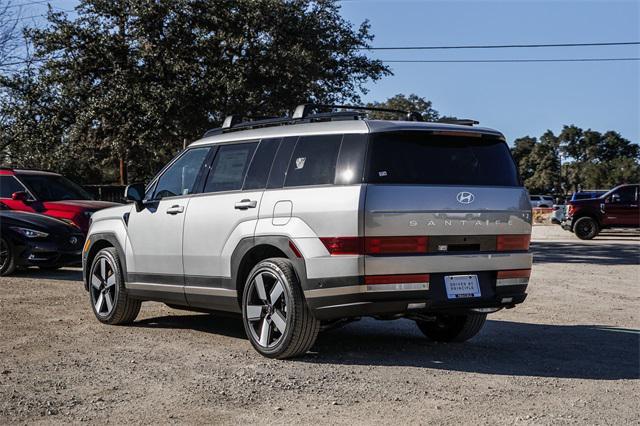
(245, 270, 288, 348)
(90, 256, 117, 317)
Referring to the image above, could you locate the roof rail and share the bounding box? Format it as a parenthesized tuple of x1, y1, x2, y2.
(293, 104, 423, 122)
(438, 118, 480, 126)
(202, 102, 429, 137)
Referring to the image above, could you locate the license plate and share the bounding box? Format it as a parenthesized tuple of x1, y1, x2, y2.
(444, 275, 481, 299)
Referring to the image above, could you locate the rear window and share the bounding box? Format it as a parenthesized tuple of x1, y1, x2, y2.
(366, 132, 519, 186)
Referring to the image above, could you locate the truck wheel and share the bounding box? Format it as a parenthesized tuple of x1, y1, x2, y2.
(415, 313, 487, 342)
(242, 258, 320, 359)
(88, 247, 141, 325)
(0, 238, 17, 276)
(574, 217, 599, 240)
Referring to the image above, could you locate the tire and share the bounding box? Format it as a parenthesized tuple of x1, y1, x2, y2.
(0, 238, 17, 276)
(574, 217, 599, 240)
(88, 247, 141, 325)
(415, 313, 487, 342)
(241, 258, 320, 359)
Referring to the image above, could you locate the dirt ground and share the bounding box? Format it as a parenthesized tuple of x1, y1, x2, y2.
(1, 225, 638, 425)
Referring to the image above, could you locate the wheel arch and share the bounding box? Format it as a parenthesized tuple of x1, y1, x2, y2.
(571, 210, 602, 227)
(231, 236, 307, 307)
(83, 233, 127, 291)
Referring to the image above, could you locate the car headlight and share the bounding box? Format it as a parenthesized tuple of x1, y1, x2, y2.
(10, 227, 49, 238)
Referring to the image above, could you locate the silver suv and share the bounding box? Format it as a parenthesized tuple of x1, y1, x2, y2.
(82, 105, 533, 359)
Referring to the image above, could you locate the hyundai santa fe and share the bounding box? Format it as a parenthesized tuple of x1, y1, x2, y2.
(82, 104, 533, 359)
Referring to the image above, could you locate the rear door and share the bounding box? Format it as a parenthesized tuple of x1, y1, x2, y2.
(363, 131, 532, 277)
(602, 185, 639, 227)
(183, 140, 273, 310)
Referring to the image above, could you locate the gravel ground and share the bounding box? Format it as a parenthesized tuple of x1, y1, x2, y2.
(1, 226, 638, 425)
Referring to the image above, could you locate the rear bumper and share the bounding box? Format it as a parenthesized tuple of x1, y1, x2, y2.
(305, 272, 528, 320)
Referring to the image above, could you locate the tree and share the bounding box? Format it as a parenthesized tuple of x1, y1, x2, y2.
(514, 125, 639, 194)
(2, 0, 390, 184)
(0, 0, 19, 70)
(511, 136, 536, 183)
(524, 130, 561, 194)
(365, 93, 440, 121)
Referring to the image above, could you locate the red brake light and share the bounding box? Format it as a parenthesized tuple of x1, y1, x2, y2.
(365, 274, 430, 285)
(319, 237, 362, 255)
(497, 269, 531, 279)
(496, 234, 530, 251)
(320, 236, 430, 255)
(364, 236, 428, 254)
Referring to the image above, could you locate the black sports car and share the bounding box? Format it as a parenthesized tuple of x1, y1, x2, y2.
(0, 205, 85, 275)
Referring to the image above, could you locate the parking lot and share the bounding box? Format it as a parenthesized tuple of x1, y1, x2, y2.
(0, 226, 638, 424)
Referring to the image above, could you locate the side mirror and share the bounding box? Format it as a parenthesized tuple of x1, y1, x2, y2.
(11, 191, 28, 202)
(124, 183, 146, 211)
(609, 194, 621, 204)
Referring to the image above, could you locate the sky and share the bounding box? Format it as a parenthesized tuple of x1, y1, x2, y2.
(11, 0, 640, 144)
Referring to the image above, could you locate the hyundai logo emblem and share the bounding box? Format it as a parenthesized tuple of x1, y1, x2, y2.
(69, 236, 78, 245)
(456, 191, 475, 204)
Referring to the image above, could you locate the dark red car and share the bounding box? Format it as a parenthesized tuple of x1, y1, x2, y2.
(562, 184, 640, 239)
(0, 167, 119, 234)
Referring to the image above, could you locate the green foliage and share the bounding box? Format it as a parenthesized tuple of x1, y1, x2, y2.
(1, 0, 390, 183)
(511, 136, 536, 183)
(365, 93, 440, 121)
(512, 125, 639, 195)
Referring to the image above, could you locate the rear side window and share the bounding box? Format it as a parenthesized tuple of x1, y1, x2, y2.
(204, 142, 258, 193)
(285, 135, 342, 187)
(243, 138, 281, 190)
(267, 137, 298, 189)
(0, 175, 26, 198)
(366, 132, 519, 186)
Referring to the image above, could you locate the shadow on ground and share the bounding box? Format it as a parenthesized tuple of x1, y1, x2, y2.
(532, 241, 640, 265)
(11, 267, 83, 282)
(308, 318, 640, 380)
(135, 313, 247, 340)
(133, 313, 639, 381)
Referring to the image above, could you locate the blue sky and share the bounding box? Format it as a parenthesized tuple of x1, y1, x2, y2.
(340, 0, 639, 143)
(15, 0, 640, 143)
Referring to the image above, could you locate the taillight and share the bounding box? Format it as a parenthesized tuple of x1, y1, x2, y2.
(496, 234, 530, 251)
(364, 236, 428, 254)
(320, 236, 429, 255)
(365, 274, 430, 285)
(497, 269, 531, 279)
(567, 205, 575, 216)
(319, 237, 362, 255)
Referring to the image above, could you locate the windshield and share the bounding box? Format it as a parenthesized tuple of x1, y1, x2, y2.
(366, 132, 520, 186)
(17, 174, 93, 201)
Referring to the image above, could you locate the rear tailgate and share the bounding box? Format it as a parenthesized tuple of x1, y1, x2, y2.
(363, 130, 532, 280)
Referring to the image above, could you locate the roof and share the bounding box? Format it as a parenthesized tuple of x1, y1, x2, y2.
(189, 119, 504, 147)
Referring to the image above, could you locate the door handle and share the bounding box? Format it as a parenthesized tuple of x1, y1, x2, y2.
(234, 199, 257, 210)
(166, 205, 184, 215)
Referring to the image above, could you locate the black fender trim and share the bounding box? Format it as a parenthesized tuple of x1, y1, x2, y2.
(83, 233, 127, 291)
(230, 235, 308, 294)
